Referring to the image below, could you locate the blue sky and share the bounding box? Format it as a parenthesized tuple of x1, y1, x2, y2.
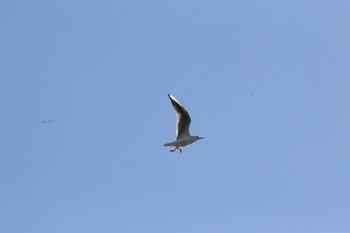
(1, 0, 349, 232)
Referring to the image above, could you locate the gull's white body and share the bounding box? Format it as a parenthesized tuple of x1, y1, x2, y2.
(164, 136, 201, 148)
(164, 94, 203, 153)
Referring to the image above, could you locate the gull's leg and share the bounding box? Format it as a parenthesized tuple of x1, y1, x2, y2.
(170, 147, 182, 153)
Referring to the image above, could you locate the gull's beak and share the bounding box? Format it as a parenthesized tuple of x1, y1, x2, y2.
(199, 137, 204, 139)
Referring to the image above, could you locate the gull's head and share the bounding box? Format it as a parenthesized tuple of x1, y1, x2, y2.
(194, 136, 204, 140)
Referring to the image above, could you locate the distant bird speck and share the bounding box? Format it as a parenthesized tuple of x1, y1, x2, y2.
(41, 119, 54, 124)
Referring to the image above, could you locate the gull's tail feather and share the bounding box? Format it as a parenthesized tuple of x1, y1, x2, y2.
(164, 141, 176, 147)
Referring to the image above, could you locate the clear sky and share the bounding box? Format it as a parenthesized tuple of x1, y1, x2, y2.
(1, 0, 349, 232)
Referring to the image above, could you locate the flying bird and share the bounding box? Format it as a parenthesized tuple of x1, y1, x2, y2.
(41, 119, 54, 124)
(164, 94, 204, 153)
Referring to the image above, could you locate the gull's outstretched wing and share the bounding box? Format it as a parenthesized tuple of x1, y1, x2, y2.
(168, 94, 191, 139)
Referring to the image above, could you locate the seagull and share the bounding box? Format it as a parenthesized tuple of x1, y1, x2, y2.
(164, 94, 204, 153)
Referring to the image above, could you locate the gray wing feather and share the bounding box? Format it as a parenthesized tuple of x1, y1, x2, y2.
(168, 94, 191, 139)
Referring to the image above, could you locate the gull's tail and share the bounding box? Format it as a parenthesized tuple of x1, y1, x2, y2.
(164, 141, 176, 147)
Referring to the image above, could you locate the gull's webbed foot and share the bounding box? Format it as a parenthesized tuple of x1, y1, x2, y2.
(170, 147, 182, 153)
